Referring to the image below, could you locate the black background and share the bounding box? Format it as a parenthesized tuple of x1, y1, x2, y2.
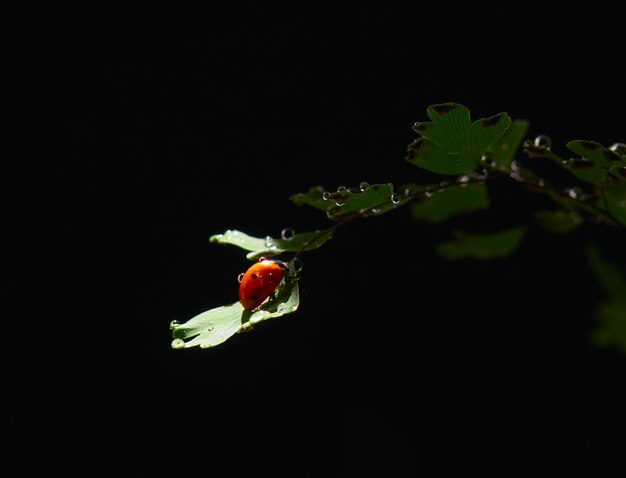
(7, 9, 626, 477)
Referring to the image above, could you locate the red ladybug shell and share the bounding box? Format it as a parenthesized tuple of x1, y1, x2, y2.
(238, 259, 286, 311)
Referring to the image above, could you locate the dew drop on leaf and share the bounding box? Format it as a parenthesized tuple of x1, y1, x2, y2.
(424, 191, 434, 198)
(172, 338, 185, 349)
(322, 191, 331, 200)
(169, 320, 180, 330)
(533, 135, 552, 149)
(359, 181, 370, 191)
(280, 228, 295, 240)
(609, 143, 626, 157)
(265, 236, 274, 248)
(336, 186, 347, 192)
(391, 193, 400, 205)
(292, 257, 303, 273)
(567, 188, 582, 199)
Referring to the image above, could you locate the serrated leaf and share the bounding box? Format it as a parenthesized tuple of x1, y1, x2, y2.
(485, 119, 529, 172)
(411, 183, 489, 224)
(436, 227, 526, 260)
(210, 229, 332, 260)
(171, 274, 300, 349)
(406, 102, 511, 175)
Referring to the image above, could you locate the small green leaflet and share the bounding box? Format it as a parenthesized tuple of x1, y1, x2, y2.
(411, 183, 489, 224)
(587, 244, 626, 353)
(406, 102, 512, 175)
(485, 119, 529, 172)
(210, 229, 332, 260)
(437, 227, 526, 260)
(171, 265, 300, 349)
(290, 183, 410, 220)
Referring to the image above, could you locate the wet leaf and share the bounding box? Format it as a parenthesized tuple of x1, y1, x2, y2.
(289, 183, 408, 221)
(289, 185, 328, 211)
(436, 227, 526, 260)
(406, 102, 511, 175)
(210, 229, 332, 260)
(171, 273, 300, 349)
(485, 119, 529, 172)
(411, 183, 489, 224)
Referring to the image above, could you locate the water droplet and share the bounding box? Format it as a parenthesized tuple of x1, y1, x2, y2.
(567, 188, 581, 199)
(359, 181, 370, 191)
(424, 191, 434, 198)
(265, 236, 274, 248)
(291, 257, 303, 273)
(480, 155, 488, 162)
(522, 139, 533, 148)
(169, 320, 180, 330)
(336, 186, 347, 192)
(533, 135, 552, 149)
(537, 178, 546, 187)
(280, 228, 295, 241)
(208, 325, 214, 332)
(609, 143, 626, 157)
(391, 193, 400, 205)
(238, 272, 244, 283)
(371, 207, 381, 214)
(258, 256, 267, 262)
(171, 338, 185, 349)
(457, 175, 470, 183)
(322, 191, 331, 200)
(439, 180, 450, 188)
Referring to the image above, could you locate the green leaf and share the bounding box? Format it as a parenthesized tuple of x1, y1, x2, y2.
(601, 181, 626, 226)
(485, 119, 530, 172)
(289, 185, 328, 211)
(411, 183, 489, 224)
(590, 302, 626, 354)
(324, 183, 400, 220)
(534, 210, 583, 234)
(289, 183, 409, 221)
(567, 140, 624, 168)
(406, 102, 512, 175)
(436, 227, 526, 260)
(587, 244, 626, 354)
(609, 165, 626, 181)
(171, 271, 300, 349)
(210, 229, 333, 260)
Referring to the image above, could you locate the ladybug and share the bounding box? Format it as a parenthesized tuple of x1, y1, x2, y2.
(238, 257, 288, 311)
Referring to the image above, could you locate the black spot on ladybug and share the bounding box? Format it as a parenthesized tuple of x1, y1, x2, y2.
(603, 150, 621, 162)
(432, 104, 458, 116)
(251, 273, 259, 279)
(480, 113, 505, 127)
(580, 141, 599, 150)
